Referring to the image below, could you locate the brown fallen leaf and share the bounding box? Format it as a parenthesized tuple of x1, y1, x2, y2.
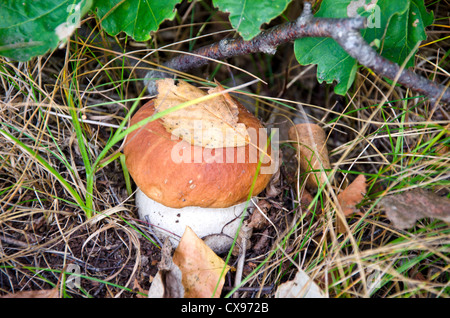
(275, 269, 325, 298)
(378, 188, 450, 230)
(148, 238, 185, 298)
(335, 175, 367, 233)
(288, 123, 331, 190)
(337, 175, 367, 216)
(172, 226, 230, 298)
(247, 200, 271, 230)
(133, 278, 147, 298)
(154, 79, 249, 148)
(0, 288, 59, 298)
(299, 187, 316, 214)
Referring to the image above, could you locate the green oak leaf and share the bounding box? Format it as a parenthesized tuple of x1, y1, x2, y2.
(294, 0, 433, 96)
(0, 0, 92, 62)
(212, 0, 293, 40)
(296, 37, 358, 95)
(364, 0, 434, 68)
(94, 0, 183, 42)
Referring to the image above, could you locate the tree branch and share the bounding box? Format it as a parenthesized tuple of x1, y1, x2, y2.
(144, 2, 449, 104)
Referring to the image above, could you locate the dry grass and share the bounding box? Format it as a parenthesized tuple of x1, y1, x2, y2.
(1, 0, 449, 298)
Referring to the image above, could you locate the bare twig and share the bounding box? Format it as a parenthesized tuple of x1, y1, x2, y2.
(144, 2, 449, 104)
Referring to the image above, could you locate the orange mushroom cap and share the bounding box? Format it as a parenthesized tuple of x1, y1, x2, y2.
(124, 96, 274, 209)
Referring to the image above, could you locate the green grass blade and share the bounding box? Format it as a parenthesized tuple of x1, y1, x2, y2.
(0, 128, 87, 212)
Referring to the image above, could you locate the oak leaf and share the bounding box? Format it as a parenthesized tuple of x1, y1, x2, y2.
(337, 174, 367, 216)
(172, 226, 230, 298)
(379, 188, 450, 230)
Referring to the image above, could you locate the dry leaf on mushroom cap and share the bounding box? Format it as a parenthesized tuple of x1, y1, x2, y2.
(154, 79, 250, 148)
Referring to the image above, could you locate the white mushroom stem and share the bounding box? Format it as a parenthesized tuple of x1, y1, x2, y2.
(136, 188, 255, 254)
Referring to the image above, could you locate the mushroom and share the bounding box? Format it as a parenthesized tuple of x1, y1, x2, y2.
(124, 79, 275, 253)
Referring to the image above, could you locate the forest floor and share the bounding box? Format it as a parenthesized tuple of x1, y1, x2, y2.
(0, 0, 449, 298)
